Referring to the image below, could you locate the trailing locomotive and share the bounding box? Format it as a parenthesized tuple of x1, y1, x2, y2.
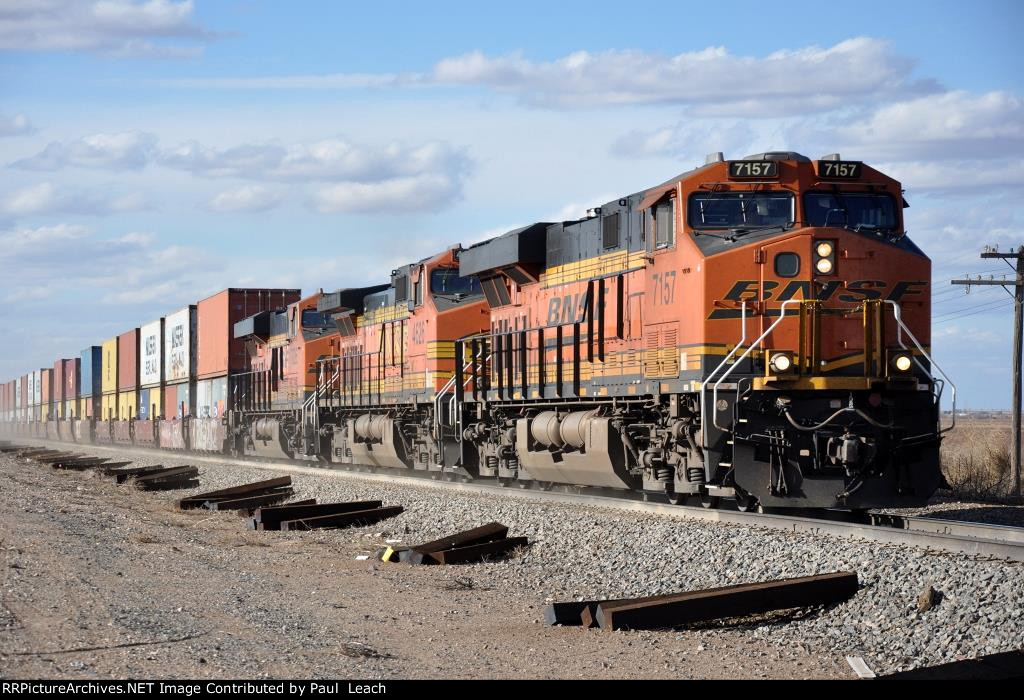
(0, 151, 954, 512)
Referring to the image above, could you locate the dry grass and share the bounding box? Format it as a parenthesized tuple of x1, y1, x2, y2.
(941, 417, 1021, 503)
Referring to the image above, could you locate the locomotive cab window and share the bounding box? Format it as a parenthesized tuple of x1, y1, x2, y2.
(431, 268, 483, 297)
(688, 191, 794, 230)
(654, 200, 675, 249)
(804, 192, 897, 231)
(774, 252, 800, 278)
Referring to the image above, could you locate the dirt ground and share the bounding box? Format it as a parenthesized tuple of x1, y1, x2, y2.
(0, 452, 856, 680)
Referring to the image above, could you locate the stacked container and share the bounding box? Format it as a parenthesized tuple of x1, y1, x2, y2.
(112, 328, 139, 443)
(40, 367, 52, 422)
(77, 346, 100, 442)
(16, 376, 24, 426)
(139, 318, 164, 420)
(64, 357, 80, 420)
(101, 337, 118, 420)
(161, 305, 197, 449)
(53, 360, 65, 420)
(137, 318, 164, 446)
(192, 288, 300, 451)
(79, 346, 102, 420)
(97, 338, 117, 442)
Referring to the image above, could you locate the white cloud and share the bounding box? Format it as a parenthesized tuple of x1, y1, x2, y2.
(206, 185, 281, 213)
(160, 137, 470, 183)
(12, 131, 158, 170)
(312, 172, 464, 214)
(0, 112, 33, 137)
(837, 91, 1024, 161)
(611, 121, 760, 160)
(165, 38, 934, 115)
(0, 182, 152, 217)
(0, 0, 211, 57)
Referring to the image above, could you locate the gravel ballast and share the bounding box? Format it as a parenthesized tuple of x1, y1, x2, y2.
(6, 440, 1024, 676)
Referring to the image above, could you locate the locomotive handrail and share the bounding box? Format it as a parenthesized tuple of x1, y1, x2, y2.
(710, 300, 802, 435)
(883, 300, 956, 434)
(700, 300, 747, 477)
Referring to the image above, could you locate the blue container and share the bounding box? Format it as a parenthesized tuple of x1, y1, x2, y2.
(79, 346, 102, 397)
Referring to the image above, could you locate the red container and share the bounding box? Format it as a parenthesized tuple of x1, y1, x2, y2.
(196, 288, 300, 380)
(118, 329, 140, 390)
(53, 360, 65, 403)
(40, 368, 53, 409)
(164, 383, 181, 419)
(64, 358, 80, 401)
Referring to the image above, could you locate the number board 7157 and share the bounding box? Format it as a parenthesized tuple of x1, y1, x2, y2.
(728, 161, 778, 179)
(816, 160, 862, 179)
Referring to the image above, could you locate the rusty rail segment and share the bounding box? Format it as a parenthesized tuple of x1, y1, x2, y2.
(593, 571, 859, 631)
(204, 488, 294, 512)
(250, 500, 383, 531)
(396, 522, 509, 565)
(279, 505, 403, 531)
(179, 476, 291, 510)
(429, 536, 529, 564)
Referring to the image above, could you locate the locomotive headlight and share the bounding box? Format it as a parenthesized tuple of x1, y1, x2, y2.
(887, 350, 914, 376)
(814, 239, 837, 276)
(769, 351, 795, 374)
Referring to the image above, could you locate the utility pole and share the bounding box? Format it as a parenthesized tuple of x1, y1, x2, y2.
(951, 245, 1024, 498)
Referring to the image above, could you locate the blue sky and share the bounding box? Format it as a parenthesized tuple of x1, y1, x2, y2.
(1, 0, 1022, 409)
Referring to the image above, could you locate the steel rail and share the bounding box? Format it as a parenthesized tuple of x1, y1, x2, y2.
(14, 437, 1024, 563)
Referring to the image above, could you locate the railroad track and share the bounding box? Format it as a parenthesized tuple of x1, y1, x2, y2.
(14, 437, 1024, 563)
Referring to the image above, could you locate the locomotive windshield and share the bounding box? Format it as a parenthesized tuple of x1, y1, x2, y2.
(688, 191, 794, 230)
(301, 310, 333, 328)
(431, 268, 482, 297)
(804, 192, 897, 231)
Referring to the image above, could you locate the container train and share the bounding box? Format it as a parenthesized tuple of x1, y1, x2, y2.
(0, 151, 955, 511)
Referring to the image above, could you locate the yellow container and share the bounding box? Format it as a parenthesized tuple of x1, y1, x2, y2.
(141, 386, 161, 420)
(102, 393, 117, 420)
(101, 337, 118, 396)
(117, 390, 138, 421)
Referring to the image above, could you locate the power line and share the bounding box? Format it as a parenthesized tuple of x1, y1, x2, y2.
(951, 245, 1024, 498)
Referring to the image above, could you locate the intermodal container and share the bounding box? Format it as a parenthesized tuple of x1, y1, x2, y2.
(101, 337, 118, 420)
(53, 360, 64, 407)
(16, 376, 24, 421)
(140, 318, 164, 419)
(40, 368, 53, 421)
(79, 346, 101, 419)
(197, 288, 300, 381)
(117, 328, 140, 420)
(63, 358, 80, 419)
(164, 305, 197, 418)
(196, 376, 228, 418)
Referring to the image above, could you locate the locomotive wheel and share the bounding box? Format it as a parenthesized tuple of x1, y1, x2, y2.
(699, 491, 721, 509)
(666, 490, 685, 506)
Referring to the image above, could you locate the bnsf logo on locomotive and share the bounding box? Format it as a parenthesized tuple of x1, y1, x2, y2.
(708, 279, 927, 319)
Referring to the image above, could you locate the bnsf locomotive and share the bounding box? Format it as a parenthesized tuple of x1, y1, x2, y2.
(1, 152, 954, 511)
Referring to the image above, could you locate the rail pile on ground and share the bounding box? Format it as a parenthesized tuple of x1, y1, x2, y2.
(179, 476, 295, 511)
(250, 499, 398, 530)
(544, 571, 860, 631)
(380, 522, 530, 565)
